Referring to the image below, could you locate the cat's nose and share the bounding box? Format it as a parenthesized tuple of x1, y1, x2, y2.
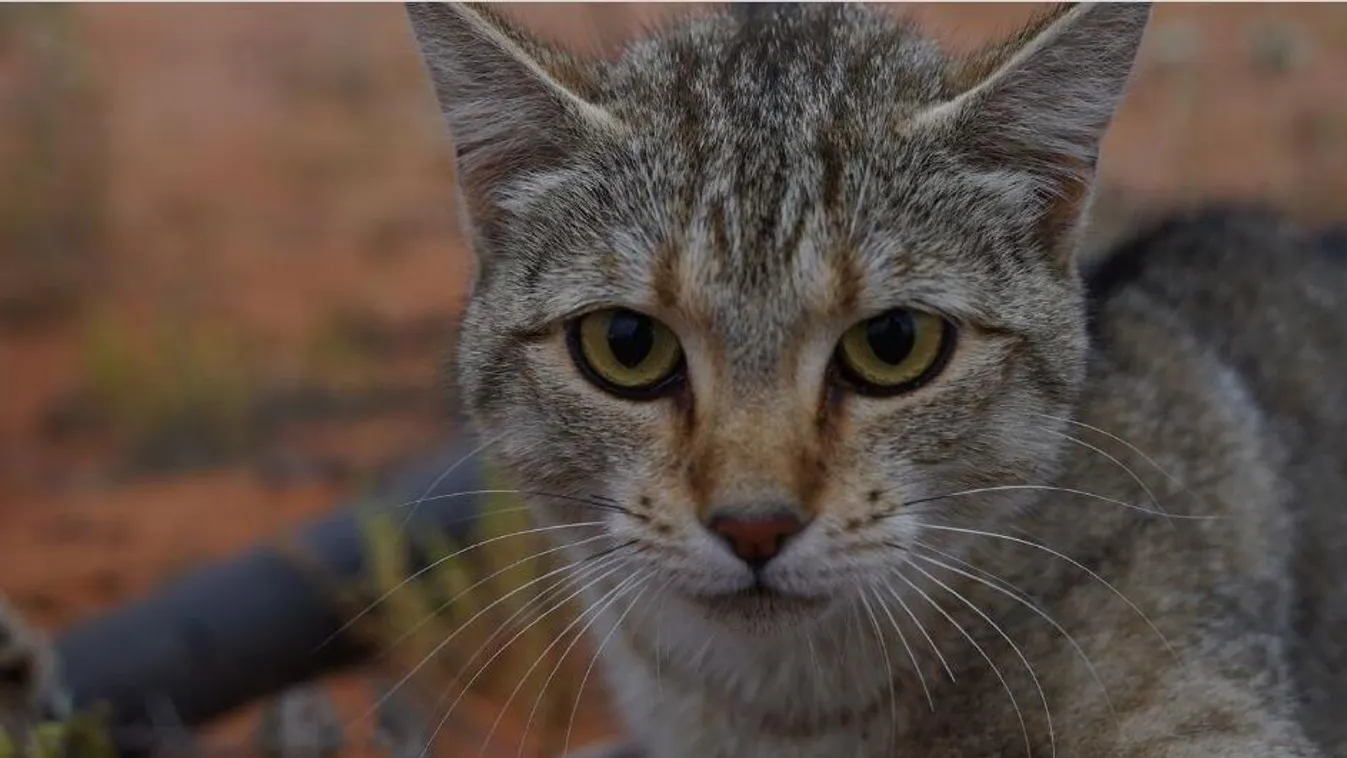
(706, 509, 808, 570)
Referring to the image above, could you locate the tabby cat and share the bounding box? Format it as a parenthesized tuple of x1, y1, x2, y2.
(406, 3, 1347, 756)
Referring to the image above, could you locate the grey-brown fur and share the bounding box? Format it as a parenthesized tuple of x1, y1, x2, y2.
(0, 600, 64, 744)
(407, 3, 1347, 756)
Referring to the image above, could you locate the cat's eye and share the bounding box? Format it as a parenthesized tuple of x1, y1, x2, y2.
(568, 308, 685, 399)
(834, 309, 955, 396)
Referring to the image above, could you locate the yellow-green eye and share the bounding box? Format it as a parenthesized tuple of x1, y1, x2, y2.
(835, 309, 954, 395)
(569, 308, 685, 398)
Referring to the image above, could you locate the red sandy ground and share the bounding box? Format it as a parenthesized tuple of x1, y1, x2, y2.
(2, 4, 1347, 757)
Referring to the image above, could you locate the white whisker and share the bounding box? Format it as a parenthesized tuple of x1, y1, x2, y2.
(419, 556, 633, 758)
(483, 570, 652, 758)
(863, 581, 933, 714)
(321, 520, 607, 652)
(1035, 413, 1198, 498)
(917, 522, 1180, 663)
(895, 569, 1031, 758)
(907, 561, 1055, 758)
(380, 532, 612, 656)
(857, 582, 907, 754)
(908, 484, 1213, 520)
(392, 487, 628, 515)
(561, 576, 670, 757)
(911, 546, 1118, 720)
(359, 543, 630, 734)
(875, 575, 956, 684)
(399, 434, 497, 530)
(1038, 425, 1173, 520)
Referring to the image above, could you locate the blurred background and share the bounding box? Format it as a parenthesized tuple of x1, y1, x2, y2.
(2, 3, 1346, 757)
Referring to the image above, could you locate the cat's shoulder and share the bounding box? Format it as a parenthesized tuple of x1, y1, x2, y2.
(1083, 203, 1344, 330)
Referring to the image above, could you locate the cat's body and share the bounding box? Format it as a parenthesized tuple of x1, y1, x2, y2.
(1085, 211, 1347, 756)
(406, 3, 1347, 756)
(581, 208, 1347, 758)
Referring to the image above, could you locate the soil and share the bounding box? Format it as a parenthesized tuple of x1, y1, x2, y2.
(2, 4, 1346, 757)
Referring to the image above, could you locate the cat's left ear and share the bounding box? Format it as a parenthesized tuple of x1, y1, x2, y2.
(918, 3, 1151, 264)
(404, 3, 623, 256)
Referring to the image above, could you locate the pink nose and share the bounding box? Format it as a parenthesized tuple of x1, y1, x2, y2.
(707, 512, 808, 569)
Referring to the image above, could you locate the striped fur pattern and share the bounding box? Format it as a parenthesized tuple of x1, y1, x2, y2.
(407, 3, 1347, 756)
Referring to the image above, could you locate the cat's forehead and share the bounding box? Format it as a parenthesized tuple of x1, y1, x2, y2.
(589, 12, 956, 286)
(582, 7, 970, 300)
(608, 6, 950, 151)
(489, 5, 1068, 375)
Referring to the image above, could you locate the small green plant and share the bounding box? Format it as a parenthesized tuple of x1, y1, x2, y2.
(0, 4, 109, 327)
(77, 313, 257, 469)
(303, 308, 385, 393)
(0, 708, 115, 758)
(354, 470, 592, 757)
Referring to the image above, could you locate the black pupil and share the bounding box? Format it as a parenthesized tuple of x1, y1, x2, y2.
(866, 311, 916, 365)
(607, 311, 654, 368)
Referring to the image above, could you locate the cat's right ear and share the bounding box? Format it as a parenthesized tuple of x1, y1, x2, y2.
(405, 3, 621, 230)
(910, 3, 1151, 267)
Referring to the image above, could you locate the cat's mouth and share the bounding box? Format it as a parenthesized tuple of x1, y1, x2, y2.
(691, 582, 831, 616)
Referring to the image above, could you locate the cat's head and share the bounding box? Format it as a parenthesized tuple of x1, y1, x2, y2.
(410, 2, 1149, 631)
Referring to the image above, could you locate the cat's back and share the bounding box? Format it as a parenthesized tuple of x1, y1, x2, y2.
(1083, 205, 1347, 468)
(1086, 206, 1346, 400)
(1084, 206, 1347, 751)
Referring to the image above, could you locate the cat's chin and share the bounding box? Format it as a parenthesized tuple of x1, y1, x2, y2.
(686, 584, 834, 627)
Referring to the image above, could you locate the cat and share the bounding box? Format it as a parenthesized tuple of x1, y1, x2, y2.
(0, 600, 65, 748)
(406, 2, 1347, 756)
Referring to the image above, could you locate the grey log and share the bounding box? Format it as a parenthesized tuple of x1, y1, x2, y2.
(51, 434, 488, 756)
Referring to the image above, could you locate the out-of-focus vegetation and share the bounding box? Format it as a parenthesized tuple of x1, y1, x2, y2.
(0, 709, 115, 758)
(75, 315, 258, 470)
(351, 478, 593, 757)
(0, 5, 107, 328)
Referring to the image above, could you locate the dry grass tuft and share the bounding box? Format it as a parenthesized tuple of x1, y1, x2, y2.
(0, 5, 108, 329)
(352, 470, 595, 757)
(0, 707, 116, 758)
(74, 315, 258, 470)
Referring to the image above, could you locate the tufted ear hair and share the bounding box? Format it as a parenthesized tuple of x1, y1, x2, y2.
(916, 3, 1152, 265)
(405, 3, 623, 258)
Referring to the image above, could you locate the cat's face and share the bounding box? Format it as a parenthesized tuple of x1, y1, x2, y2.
(410, 3, 1148, 631)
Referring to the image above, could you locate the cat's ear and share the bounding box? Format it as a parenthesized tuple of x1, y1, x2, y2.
(405, 3, 622, 225)
(917, 3, 1151, 262)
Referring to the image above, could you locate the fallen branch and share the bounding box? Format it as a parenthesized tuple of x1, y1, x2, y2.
(52, 435, 489, 757)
